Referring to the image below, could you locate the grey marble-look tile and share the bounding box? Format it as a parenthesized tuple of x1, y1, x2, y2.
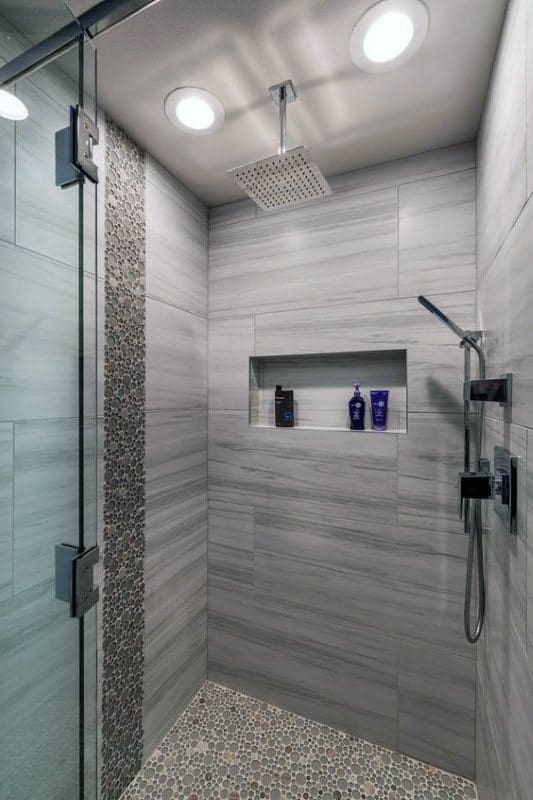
(0, 423, 13, 602)
(527, 0, 533, 198)
(209, 186, 398, 317)
(16, 79, 78, 266)
(478, 195, 533, 431)
(398, 413, 464, 534)
(477, 0, 527, 274)
(146, 298, 207, 412)
(253, 509, 469, 657)
(208, 587, 399, 750)
(528, 428, 533, 655)
(209, 411, 398, 524)
(475, 671, 508, 800)
(328, 142, 475, 198)
(208, 501, 254, 591)
(208, 316, 254, 410)
(209, 199, 256, 229)
(146, 155, 206, 228)
(144, 409, 207, 755)
(399, 169, 476, 297)
(254, 292, 477, 355)
(398, 643, 475, 778)
(13, 418, 78, 594)
(146, 159, 207, 317)
(407, 346, 465, 413)
(144, 588, 207, 760)
(0, 241, 78, 422)
(0, 113, 14, 244)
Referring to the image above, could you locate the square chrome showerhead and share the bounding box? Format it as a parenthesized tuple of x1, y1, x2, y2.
(229, 145, 332, 212)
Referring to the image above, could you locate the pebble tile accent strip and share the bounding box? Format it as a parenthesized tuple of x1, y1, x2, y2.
(102, 117, 147, 800)
(121, 682, 477, 800)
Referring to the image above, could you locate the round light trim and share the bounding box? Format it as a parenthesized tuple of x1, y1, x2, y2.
(0, 88, 29, 121)
(164, 87, 225, 135)
(350, 0, 429, 73)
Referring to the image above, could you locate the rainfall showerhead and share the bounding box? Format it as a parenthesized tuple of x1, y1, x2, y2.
(229, 80, 332, 212)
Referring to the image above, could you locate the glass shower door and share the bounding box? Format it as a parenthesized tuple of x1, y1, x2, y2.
(0, 23, 98, 800)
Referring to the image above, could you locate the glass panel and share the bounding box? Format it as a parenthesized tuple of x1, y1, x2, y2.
(0, 30, 97, 800)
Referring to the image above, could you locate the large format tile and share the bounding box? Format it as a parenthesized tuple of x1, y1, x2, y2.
(399, 170, 476, 297)
(146, 160, 207, 317)
(208, 589, 399, 750)
(398, 643, 475, 778)
(0, 241, 78, 422)
(208, 316, 254, 410)
(209, 186, 398, 317)
(254, 292, 477, 355)
(528, 428, 533, 654)
(528, 0, 533, 198)
(146, 298, 207, 412)
(398, 413, 464, 534)
(0, 114, 14, 244)
(208, 501, 254, 592)
(209, 411, 398, 524)
(0, 423, 13, 602)
(16, 80, 78, 266)
(13, 418, 78, 594)
(253, 509, 469, 656)
(478, 194, 533, 430)
(477, 0, 527, 274)
(407, 346, 465, 413)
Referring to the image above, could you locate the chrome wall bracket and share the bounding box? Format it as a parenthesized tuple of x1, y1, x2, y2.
(55, 105, 100, 188)
(55, 543, 100, 617)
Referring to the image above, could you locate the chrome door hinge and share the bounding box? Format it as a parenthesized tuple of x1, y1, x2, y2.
(55, 104, 100, 188)
(55, 544, 100, 618)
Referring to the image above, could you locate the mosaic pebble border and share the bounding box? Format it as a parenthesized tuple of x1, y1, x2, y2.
(102, 117, 147, 800)
(121, 682, 477, 800)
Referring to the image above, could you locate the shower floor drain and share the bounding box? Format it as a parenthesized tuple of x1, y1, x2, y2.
(121, 682, 477, 800)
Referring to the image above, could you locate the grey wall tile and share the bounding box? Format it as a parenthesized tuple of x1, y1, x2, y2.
(146, 298, 207, 413)
(209, 411, 398, 524)
(327, 142, 475, 197)
(144, 407, 207, 755)
(146, 160, 207, 317)
(0, 423, 13, 602)
(528, 0, 533, 198)
(253, 510, 469, 656)
(0, 115, 14, 244)
(208, 501, 254, 591)
(209, 186, 398, 317)
(398, 413, 464, 534)
(209, 200, 256, 229)
(477, 0, 527, 274)
(16, 80, 78, 266)
(146, 156, 206, 228)
(13, 419, 78, 594)
(254, 292, 477, 356)
(0, 241, 78, 422)
(528, 428, 533, 654)
(407, 346, 465, 413)
(208, 316, 254, 411)
(398, 643, 475, 778)
(478, 195, 533, 430)
(208, 588, 398, 750)
(399, 170, 476, 297)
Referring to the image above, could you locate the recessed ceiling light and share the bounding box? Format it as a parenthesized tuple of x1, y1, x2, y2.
(0, 88, 29, 121)
(350, 0, 429, 73)
(164, 87, 225, 135)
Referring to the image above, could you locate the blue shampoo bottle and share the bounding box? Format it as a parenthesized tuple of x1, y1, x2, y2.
(349, 383, 365, 430)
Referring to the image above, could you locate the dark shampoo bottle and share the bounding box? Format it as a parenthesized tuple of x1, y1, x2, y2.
(349, 383, 365, 430)
(275, 385, 294, 427)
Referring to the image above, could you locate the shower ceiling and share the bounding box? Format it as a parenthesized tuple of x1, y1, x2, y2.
(8, 0, 507, 206)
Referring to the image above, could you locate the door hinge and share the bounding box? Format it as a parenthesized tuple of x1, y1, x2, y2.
(55, 544, 100, 618)
(55, 104, 100, 188)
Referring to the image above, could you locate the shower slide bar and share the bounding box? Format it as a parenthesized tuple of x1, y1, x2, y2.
(0, 0, 163, 87)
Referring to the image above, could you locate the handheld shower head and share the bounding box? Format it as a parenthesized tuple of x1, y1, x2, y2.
(417, 295, 470, 342)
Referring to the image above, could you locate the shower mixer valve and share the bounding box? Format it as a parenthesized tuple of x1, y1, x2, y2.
(458, 448, 517, 534)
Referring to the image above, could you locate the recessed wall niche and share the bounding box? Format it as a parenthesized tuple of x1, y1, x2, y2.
(249, 349, 407, 433)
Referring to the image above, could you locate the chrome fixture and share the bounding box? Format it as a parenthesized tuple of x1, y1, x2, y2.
(417, 295, 515, 643)
(229, 79, 332, 212)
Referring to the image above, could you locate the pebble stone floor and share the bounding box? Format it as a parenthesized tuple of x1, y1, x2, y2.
(121, 682, 478, 800)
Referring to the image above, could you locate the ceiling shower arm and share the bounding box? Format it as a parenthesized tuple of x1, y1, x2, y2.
(279, 85, 287, 155)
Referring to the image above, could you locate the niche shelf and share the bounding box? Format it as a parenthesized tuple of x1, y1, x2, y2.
(249, 350, 407, 433)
